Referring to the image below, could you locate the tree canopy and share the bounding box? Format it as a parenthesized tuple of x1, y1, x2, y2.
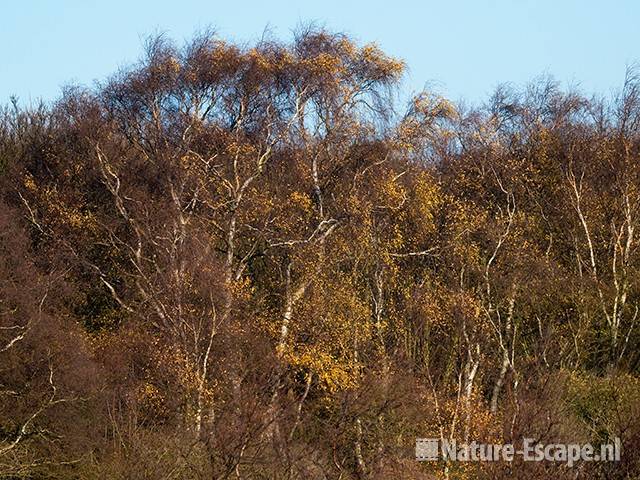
(1, 29, 640, 479)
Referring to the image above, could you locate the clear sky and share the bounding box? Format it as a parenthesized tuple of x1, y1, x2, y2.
(2, 0, 639, 106)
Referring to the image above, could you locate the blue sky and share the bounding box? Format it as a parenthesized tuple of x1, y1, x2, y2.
(2, 1, 639, 106)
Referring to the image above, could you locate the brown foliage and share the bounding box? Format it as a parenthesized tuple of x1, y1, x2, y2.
(1, 30, 640, 479)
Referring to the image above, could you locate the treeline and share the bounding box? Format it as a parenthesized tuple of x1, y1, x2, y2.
(1, 29, 640, 479)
